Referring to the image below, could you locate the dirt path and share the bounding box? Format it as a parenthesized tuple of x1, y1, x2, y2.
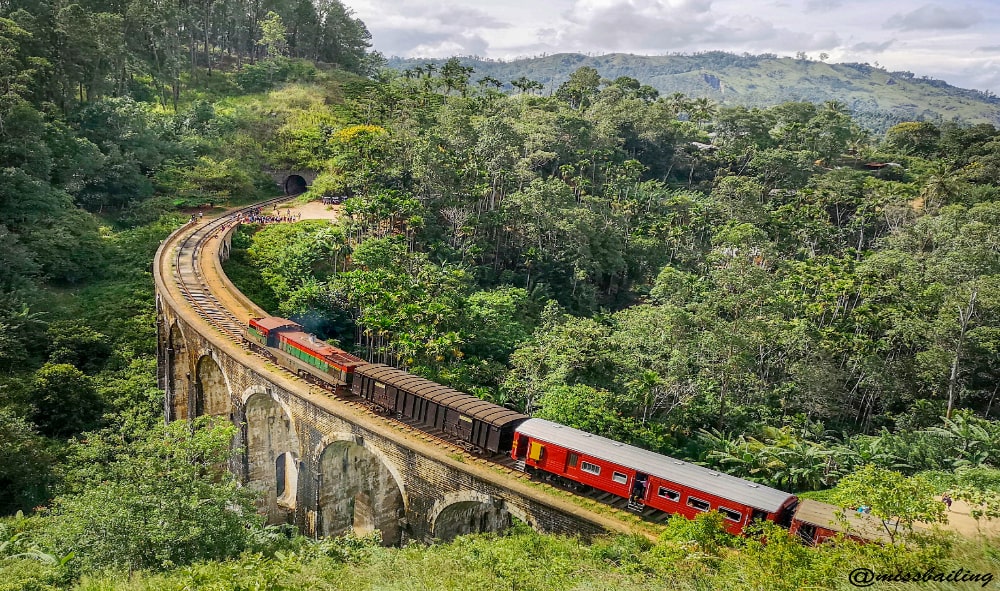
(936, 498, 1000, 537)
(197, 198, 342, 325)
(268, 199, 342, 221)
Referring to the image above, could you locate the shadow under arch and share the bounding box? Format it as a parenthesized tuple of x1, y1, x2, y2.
(315, 434, 406, 545)
(242, 386, 301, 524)
(428, 491, 513, 543)
(194, 353, 231, 418)
(166, 321, 191, 421)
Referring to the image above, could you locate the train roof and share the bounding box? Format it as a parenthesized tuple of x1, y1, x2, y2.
(280, 330, 365, 369)
(356, 363, 528, 427)
(516, 418, 796, 513)
(251, 316, 302, 331)
(792, 499, 894, 543)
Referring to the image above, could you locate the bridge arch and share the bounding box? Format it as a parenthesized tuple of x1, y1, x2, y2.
(429, 491, 512, 542)
(242, 386, 301, 523)
(166, 321, 191, 421)
(315, 433, 406, 545)
(194, 353, 231, 418)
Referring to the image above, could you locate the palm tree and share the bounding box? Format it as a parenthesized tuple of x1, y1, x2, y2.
(920, 160, 963, 210)
(690, 97, 718, 126)
(665, 92, 692, 117)
(511, 76, 542, 94)
(822, 99, 850, 116)
(477, 76, 502, 91)
(846, 127, 872, 162)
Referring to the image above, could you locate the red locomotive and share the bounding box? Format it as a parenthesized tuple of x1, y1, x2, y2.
(245, 317, 364, 394)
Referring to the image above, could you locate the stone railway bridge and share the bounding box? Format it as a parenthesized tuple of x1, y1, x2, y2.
(154, 203, 644, 545)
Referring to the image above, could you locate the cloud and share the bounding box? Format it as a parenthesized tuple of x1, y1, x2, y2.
(396, 4, 512, 30)
(975, 45, 1000, 53)
(849, 39, 896, 53)
(557, 0, 718, 50)
(546, 1, 841, 54)
(712, 17, 840, 51)
(353, 0, 515, 57)
(883, 4, 981, 31)
(410, 34, 491, 58)
(803, 0, 844, 12)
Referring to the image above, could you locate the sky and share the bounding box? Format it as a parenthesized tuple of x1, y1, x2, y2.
(347, 0, 1000, 94)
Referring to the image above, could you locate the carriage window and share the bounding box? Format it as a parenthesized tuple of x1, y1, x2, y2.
(567, 452, 579, 467)
(687, 497, 710, 511)
(581, 461, 600, 475)
(719, 507, 743, 522)
(658, 487, 680, 501)
(612, 472, 628, 484)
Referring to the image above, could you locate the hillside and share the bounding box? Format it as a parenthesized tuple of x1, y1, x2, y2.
(387, 52, 1000, 130)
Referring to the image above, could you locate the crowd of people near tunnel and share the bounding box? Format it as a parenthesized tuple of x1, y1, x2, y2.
(237, 205, 302, 225)
(212, 205, 302, 227)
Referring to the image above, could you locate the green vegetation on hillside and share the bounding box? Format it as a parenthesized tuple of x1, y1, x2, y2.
(232, 64, 1000, 484)
(388, 52, 1000, 131)
(1, 0, 999, 585)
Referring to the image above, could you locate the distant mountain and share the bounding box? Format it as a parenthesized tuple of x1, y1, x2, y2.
(387, 52, 1000, 131)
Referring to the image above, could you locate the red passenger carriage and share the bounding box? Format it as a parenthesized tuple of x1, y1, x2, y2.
(512, 419, 798, 535)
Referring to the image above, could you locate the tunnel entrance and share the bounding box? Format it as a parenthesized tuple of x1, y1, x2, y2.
(284, 175, 307, 195)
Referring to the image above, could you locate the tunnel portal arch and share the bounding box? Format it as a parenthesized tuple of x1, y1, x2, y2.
(284, 175, 307, 195)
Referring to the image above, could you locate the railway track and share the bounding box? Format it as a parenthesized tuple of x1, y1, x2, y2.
(167, 199, 672, 529)
(171, 198, 286, 342)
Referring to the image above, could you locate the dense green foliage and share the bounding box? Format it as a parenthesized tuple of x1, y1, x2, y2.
(388, 52, 1000, 132)
(16, 516, 990, 591)
(0, 1, 998, 586)
(226, 64, 1000, 495)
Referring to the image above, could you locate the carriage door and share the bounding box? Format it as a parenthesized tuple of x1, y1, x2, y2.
(630, 472, 650, 504)
(512, 433, 529, 460)
(454, 414, 473, 440)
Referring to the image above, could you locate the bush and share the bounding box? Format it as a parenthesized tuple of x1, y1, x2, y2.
(236, 58, 318, 93)
(43, 418, 262, 573)
(27, 363, 103, 438)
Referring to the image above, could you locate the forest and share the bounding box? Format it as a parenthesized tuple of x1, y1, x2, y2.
(387, 52, 1000, 133)
(0, 0, 999, 588)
